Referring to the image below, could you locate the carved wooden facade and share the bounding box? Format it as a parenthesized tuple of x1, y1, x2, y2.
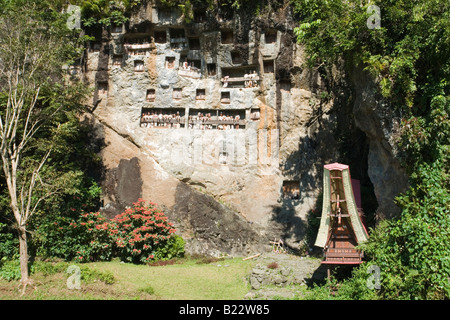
(315, 163, 369, 265)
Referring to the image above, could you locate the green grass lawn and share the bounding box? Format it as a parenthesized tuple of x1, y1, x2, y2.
(0, 257, 257, 300)
(96, 258, 254, 299)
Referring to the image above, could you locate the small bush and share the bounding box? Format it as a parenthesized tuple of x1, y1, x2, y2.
(153, 234, 185, 262)
(0, 223, 18, 260)
(138, 285, 155, 295)
(0, 259, 22, 281)
(79, 265, 115, 285)
(32, 261, 68, 276)
(267, 262, 279, 269)
(0, 259, 37, 281)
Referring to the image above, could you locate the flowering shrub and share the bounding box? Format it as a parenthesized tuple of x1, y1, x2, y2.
(33, 198, 184, 264)
(109, 199, 183, 264)
(73, 211, 113, 262)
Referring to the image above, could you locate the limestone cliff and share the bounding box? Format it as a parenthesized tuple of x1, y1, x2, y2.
(79, 1, 407, 256)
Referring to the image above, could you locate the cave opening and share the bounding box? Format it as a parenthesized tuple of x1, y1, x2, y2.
(336, 126, 379, 229)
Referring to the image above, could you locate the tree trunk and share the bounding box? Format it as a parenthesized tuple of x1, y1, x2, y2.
(18, 226, 31, 294)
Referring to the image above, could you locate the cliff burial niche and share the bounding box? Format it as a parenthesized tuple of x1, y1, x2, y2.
(81, 1, 401, 256)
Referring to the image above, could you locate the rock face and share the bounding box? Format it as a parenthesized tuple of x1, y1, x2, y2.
(245, 252, 326, 299)
(170, 182, 265, 256)
(102, 157, 143, 219)
(351, 68, 409, 219)
(249, 257, 321, 290)
(79, 1, 408, 256)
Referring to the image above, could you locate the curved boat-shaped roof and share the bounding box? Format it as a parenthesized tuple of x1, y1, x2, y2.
(315, 163, 369, 248)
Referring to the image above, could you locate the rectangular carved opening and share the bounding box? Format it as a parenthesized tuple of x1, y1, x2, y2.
(280, 80, 291, 92)
(97, 82, 108, 95)
(231, 51, 243, 65)
(187, 59, 201, 70)
(282, 181, 300, 200)
(134, 60, 144, 72)
(263, 60, 274, 73)
(112, 55, 122, 67)
(250, 108, 260, 121)
(165, 56, 176, 69)
(188, 109, 245, 130)
(146, 89, 156, 102)
(221, 30, 233, 44)
(188, 37, 201, 50)
(264, 30, 277, 44)
(170, 28, 185, 39)
(154, 30, 167, 43)
(141, 107, 185, 128)
(221, 91, 230, 104)
(196, 89, 206, 100)
(170, 28, 187, 50)
(90, 42, 101, 52)
(173, 88, 182, 100)
(218, 151, 228, 164)
(207, 63, 217, 76)
(221, 67, 259, 88)
(111, 24, 123, 33)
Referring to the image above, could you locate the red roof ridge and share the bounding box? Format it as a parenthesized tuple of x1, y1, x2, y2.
(324, 162, 349, 171)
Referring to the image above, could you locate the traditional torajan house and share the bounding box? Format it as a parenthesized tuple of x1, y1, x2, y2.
(315, 163, 369, 276)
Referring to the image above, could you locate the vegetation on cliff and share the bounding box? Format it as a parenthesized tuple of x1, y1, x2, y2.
(68, 0, 286, 26)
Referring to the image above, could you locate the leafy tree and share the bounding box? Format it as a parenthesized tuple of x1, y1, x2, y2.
(0, 0, 89, 293)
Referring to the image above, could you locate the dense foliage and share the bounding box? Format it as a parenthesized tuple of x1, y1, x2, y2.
(293, 0, 449, 299)
(0, 0, 97, 287)
(32, 207, 112, 262)
(73, 0, 286, 26)
(76, 0, 142, 27)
